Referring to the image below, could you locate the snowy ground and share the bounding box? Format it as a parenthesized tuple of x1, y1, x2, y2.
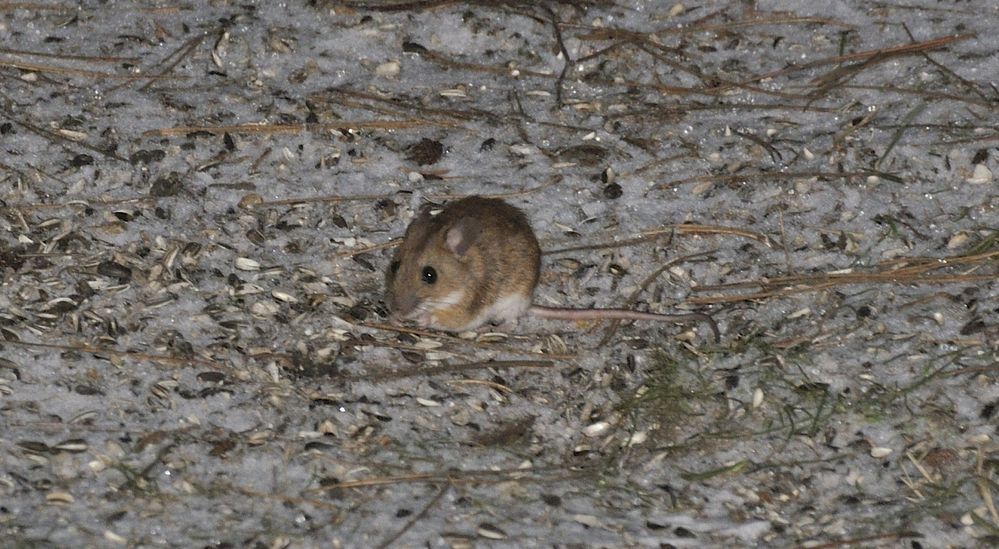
(1, 0, 998, 547)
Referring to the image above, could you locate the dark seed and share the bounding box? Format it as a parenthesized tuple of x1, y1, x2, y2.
(17, 441, 51, 454)
(69, 154, 94, 167)
(74, 384, 104, 396)
(557, 144, 606, 166)
(348, 304, 368, 320)
(97, 260, 132, 283)
(318, 477, 340, 487)
(603, 182, 622, 199)
(197, 371, 225, 383)
(129, 149, 166, 165)
(0, 248, 25, 272)
(246, 229, 265, 246)
(960, 317, 985, 335)
(982, 401, 997, 420)
(310, 398, 340, 409)
(725, 374, 739, 389)
(330, 214, 348, 229)
(405, 138, 444, 166)
(305, 441, 336, 451)
(149, 172, 184, 197)
(402, 41, 427, 54)
(352, 254, 376, 272)
(674, 526, 695, 538)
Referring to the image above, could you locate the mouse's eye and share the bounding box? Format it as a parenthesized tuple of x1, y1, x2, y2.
(421, 266, 437, 284)
(389, 260, 400, 276)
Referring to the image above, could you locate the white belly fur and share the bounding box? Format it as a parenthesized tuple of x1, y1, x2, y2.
(466, 293, 530, 330)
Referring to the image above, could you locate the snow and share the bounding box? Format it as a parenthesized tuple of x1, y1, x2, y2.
(1, 0, 997, 547)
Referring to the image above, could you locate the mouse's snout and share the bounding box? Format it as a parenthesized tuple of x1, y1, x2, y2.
(387, 291, 418, 321)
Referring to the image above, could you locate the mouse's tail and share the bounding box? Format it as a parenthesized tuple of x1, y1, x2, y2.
(527, 305, 720, 343)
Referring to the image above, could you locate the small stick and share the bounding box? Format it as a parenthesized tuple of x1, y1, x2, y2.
(142, 119, 458, 137)
(375, 486, 448, 549)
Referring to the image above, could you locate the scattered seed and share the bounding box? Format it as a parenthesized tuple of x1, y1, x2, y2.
(197, 372, 225, 384)
(150, 379, 178, 403)
(966, 163, 992, 184)
(235, 257, 261, 271)
(97, 260, 132, 282)
(144, 294, 176, 309)
(69, 411, 98, 424)
(375, 60, 400, 77)
(787, 308, 811, 319)
(272, 290, 298, 303)
(44, 297, 77, 312)
(603, 182, 622, 199)
(413, 339, 443, 350)
(46, 491, 75, 505)
(251, 300, 280, 317)
(582, 421, 610, 437)
(18, 441, 51, 454)
(239, 193, 264, 209)
(626, 431, 648, 446)
(235, 283, 265, 296)
(247, 431, 271, 446)
(129, 149, 165, 165)
(57, 129, 87, 141)
(870, 447, 892, 458)
(947, 231, 970, 249)
(476, 523, 507, 540)
(162, 247, 179, 270)
(573, 514, 601, 527)
(112, 210, 134, 222)
(150, 172, 184, 197)
(102, 530, 128, 545)
(405, 138, 443, 166)
(54, 439, 88, 453)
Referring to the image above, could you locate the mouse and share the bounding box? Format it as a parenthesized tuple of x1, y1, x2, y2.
(384, 196, 720, 342)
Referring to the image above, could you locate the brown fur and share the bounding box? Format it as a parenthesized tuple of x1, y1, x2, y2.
(385, 196, 541, 331)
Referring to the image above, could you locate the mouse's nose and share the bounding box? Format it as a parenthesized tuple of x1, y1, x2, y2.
(388, 293, 417, 319)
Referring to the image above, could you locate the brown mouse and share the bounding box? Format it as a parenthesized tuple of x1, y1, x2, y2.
(384, 196, 720, 342)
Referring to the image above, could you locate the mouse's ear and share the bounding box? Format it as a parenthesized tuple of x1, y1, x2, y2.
(445, 218, 481, 258)
(403, 207, 435, 242)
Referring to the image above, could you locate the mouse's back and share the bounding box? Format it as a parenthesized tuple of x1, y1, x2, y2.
(385, 196, 541, 331)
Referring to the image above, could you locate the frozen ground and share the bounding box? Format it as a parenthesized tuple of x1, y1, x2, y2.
(1, 0, 998, 547)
